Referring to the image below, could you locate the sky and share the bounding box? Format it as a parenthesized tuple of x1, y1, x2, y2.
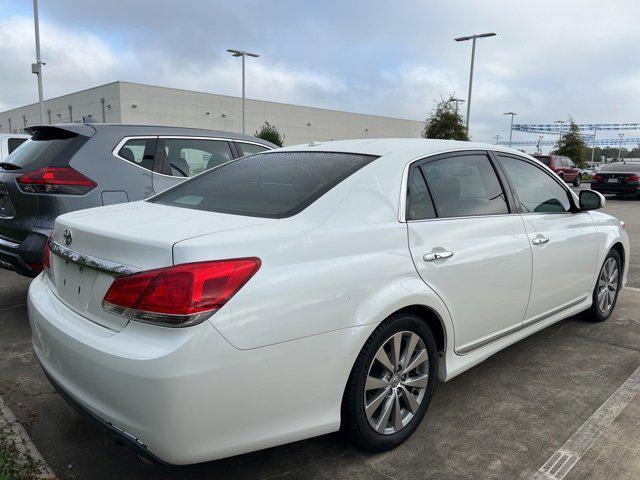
(0, 0, 639, 144)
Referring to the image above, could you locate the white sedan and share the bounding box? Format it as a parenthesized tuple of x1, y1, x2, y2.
(28, 139, 629, 464)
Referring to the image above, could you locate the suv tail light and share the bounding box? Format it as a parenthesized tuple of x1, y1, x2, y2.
(592, 174, 604, 183)
(102, 258, 261, 327)
(623, 174, 639, 183)
(16, 167, 97, 195)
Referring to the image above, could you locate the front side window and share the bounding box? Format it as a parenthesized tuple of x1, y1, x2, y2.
(497, 155, 571, 213)
(237, 142, 270, 157)
(421, 154, 508, 218)
(162, 138, 233, 177)
(117, 138, 157, 171)
(152, 151, 376, 218)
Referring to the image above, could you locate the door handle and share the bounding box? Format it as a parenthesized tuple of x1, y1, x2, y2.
(532, 236, 549, 245)
(423, 251, 454, 262)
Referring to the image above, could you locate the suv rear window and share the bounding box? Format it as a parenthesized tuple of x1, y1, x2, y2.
(533, 155, 551, 167)
(152, 151, 377, 218)
(4, 130, 87, 170)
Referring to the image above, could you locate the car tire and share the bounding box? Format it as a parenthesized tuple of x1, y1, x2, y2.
(573, 175, 581, 187)
(341, 312, 438, 452)
(582, 249, 622, 323)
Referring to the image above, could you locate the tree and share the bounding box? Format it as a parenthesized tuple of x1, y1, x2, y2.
(422, 96, 469, 141)
(255, 121, 285, 147)
(552, 120, 587, 167)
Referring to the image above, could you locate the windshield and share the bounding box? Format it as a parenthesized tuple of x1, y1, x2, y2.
(5, 134, 86, 170)
(601, 163, 640, 173)
(151, 151, 377, 218)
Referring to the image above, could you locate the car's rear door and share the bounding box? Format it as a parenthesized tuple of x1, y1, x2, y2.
(152, 137, 235, 192)
(494, 153, 599, 321)
(406, 151, 532, 354)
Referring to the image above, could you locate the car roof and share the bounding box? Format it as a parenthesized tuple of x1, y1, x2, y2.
(25, 123, 276, 147)
(275, 138, 530, 162)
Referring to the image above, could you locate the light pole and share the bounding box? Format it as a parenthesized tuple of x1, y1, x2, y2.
(32, 0, 45, 124)
(495, 134, 501, 145)
(537, 135, 544, 155)
(617, 133, 624, 161)
(503, 112, 516, 148)
(227, 49, 259, 134)
(455, 32, 497, 136)
(450, 97, 465, 115)
(590, 127, 598, 167)
(555, 120, 565, 142)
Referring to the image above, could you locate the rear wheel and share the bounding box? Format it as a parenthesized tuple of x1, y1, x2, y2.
(341, 313, 437, 452)
(582, 249, 622, 322)
(573, 175, 581, 187)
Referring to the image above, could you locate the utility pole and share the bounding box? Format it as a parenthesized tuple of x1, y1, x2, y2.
(227, 49, 259, 135)
(537, 135, 543, 155)
(495, 134, 501, 145)
(450, 97, 465, 115)
(454, 32, 497, 136)
(555, 120, 565, 143)
(32, 0, 45, 124)
(617, 133, 624, 161)
(503, 112, 516, 148)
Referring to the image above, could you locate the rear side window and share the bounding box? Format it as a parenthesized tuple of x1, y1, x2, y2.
(601, 163, 640, 173)
(117, 138, 157, 171)
(407, 167, 436, 220)
(7, 137, 27, 155)
(162, 138, 233, 177)
(533, 156, 551, 167)
(237, 142, 270, 157)
(152, 151, 377, 218)
(4, 134, 86, 170)
(421, 154, 508, 218)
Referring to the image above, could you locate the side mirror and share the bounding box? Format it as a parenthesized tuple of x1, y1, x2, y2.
(579, 190, 606, 210)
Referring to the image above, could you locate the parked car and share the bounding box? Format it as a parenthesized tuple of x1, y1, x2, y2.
(0, 133, 29, 162)
(532, 154, 582, 186)
(591, 162, 640, 198)
(29, 139, 628, 465)
(0, 123, 274, 277)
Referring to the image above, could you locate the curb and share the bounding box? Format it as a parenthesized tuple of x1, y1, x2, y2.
(0, 394, 56, 479)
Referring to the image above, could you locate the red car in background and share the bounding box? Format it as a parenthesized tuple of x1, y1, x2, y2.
(532, 155, 582, 187)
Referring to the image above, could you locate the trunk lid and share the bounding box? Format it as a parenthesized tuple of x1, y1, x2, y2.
(49, 201, 268, 331)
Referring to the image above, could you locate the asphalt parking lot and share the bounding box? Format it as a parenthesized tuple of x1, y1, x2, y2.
(1, 190, 640, 480)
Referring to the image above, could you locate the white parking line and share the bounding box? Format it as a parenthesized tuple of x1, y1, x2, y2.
(624, 286, 640, 293)
(530, 365, 640, 479)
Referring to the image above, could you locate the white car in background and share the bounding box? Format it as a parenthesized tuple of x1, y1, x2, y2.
(0, 133, 29, 162)
(28, 139, 629, 464)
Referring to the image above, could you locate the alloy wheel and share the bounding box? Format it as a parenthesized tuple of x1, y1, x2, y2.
(597, 257, 619, 314)
(364, 331, 429, 434)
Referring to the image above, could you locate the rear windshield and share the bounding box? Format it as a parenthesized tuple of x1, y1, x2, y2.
(601, 162, 640, 173)
(151, 151, 377, 218)
(532, 155, 551, 166)
(5, 132, 87, 170)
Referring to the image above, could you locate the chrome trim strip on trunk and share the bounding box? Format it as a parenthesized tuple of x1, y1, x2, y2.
(48, 239, 141, 276)
(455, 295, 588, 355)
(0, 237, 20, 249)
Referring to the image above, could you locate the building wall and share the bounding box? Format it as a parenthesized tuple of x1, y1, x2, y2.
(0, 81, 423, 145)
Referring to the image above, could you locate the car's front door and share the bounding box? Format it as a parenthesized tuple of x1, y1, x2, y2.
(494, 153, 599, 321)
(152, 137, 235, 193)
(406, 151, 533, 354)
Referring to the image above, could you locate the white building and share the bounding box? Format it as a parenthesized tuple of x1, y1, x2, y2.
(0, 81, 424, 146)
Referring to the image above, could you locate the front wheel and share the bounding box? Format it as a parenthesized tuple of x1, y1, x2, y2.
(341, 313, 437, 452)
(573, 175, 581, 187)
(582, 249, 622, 322)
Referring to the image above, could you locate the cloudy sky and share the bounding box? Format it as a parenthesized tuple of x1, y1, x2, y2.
(0, 0, 638, 143)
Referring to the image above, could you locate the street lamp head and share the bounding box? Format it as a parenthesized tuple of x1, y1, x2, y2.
(455, 32, 497, 42)
(227, 49, 260, 58)
(503, 112, 517, 116)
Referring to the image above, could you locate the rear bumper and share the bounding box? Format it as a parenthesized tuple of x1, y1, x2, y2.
(28, 273, 365, 464)
(591, 183, 640, 195)
(0, 230, 49, 277)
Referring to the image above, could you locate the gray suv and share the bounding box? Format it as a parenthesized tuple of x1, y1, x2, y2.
(0, 123, 275, 277)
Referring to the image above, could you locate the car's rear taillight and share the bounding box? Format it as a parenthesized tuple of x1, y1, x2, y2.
(16, 167, 97, 195)
(592, 174, 604, 183)
(623, 174, 639, 183)
(102, 258, 261, 327)
(42, 238, 51, 272)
